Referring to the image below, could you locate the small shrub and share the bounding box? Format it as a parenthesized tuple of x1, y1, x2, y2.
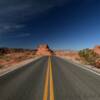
(79, 48, 100, 66)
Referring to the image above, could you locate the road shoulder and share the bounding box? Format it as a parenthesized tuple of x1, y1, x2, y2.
(0, 56, 42, 77)
(59, 56, 100, 76)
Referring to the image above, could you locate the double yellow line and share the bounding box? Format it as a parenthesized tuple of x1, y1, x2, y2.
(43, 56, 55, 100)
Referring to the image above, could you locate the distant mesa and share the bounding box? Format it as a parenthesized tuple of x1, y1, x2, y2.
(35, 44, 54, 56)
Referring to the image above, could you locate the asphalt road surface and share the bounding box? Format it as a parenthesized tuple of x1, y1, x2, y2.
(0, 56, 100, 100)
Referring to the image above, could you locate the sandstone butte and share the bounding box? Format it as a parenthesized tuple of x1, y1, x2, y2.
(35, 44, 54, 56)
(35, 44, 80, 61)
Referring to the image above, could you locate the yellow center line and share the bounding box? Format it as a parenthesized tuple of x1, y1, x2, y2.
(43, 57, 50, 100)
(49, 56, 55, 100)
(43, 56, 55, 100)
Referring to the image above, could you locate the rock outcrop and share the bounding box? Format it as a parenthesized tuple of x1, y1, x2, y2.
(93, 45, 100, 55)
(35, 44, 53, 56)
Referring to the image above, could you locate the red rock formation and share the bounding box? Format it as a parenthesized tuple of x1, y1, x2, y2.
(35, 44, 53, 56)
(93, 45, 100, 55)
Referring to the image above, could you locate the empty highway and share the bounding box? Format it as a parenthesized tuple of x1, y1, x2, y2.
(0, 56, 100, 100)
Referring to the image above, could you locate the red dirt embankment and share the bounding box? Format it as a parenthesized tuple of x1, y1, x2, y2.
(55, 50, 81, 62)
(0, 50, 36, 68)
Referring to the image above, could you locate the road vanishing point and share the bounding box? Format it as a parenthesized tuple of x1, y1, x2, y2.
(0, 56, 100, 100)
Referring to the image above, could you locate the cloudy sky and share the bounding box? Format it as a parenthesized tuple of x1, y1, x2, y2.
(0, 0, 100, 50)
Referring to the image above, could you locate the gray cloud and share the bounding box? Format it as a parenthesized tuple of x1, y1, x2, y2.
(0, 0, 69, 35)
(0, 24, 25, 34)
(0, 4, 31, 14)
(0, 0, 68, 17)
(6, 33, 31, 38)
(0, 33, 31, 40)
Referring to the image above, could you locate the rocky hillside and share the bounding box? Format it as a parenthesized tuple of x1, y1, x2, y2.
(79, 46, 100, 68)
(93, 45, 100, 55)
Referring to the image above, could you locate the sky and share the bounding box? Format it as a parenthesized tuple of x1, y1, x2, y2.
(0, 0, 100, 50)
